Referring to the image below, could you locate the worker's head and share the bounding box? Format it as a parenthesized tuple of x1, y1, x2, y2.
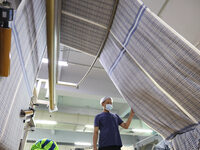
(31, 138, 59, 150)
(100, 96, 113, 111)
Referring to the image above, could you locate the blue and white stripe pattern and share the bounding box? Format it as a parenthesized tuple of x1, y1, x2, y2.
(108, 4, 146, 75)
(11, 13, 33, 97)
(123, 4, 146, 48)
(100, 0, 200, 149)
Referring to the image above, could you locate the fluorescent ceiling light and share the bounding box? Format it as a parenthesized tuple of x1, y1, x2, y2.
(42, 58, 48, 63)
(44, 82, 48, 89)
(42, 58, 68, 67)
(57, 81, 77, 87)
(58, 61, 68, 67)
(132, 129, 153, 133)
(74, 142, 92, 146)
(85, 130, 93, 133)
(35, 120, 57, 125)
(85, 125, 94, 129)
(76, 129, 83, 132)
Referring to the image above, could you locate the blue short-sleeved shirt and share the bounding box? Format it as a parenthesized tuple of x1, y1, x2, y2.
(94, 112, 123, 148)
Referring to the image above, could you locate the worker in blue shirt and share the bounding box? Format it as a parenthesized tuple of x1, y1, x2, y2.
(93, 97, 134, 150)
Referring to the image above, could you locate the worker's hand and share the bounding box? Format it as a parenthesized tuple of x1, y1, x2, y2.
(130, 109, 135, 117)
(93, 147, 98, 150)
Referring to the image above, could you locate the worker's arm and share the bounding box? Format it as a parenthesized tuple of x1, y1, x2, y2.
(120, 109, 134, 129)
(93, 126, 99, 150)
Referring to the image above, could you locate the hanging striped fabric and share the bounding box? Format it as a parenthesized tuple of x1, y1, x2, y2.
(100, 0, 200, 149)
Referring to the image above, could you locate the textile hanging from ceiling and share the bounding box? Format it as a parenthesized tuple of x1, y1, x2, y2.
(0, 0, 46, 149)
(99, 0, 200, 149)
(60, 0, 115, 56)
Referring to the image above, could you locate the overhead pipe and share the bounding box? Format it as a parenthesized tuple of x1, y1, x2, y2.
(46, 0, 58, 111)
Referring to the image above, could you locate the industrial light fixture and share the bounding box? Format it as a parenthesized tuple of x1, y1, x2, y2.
(85, 125, 94, 129)
(42, 58, 68, 67)
(132, 128, 153, 133)
(74, 142, 92, 146)
(34, 120, 57, 125)
(57, 81, 77, 87)
(76, 129, 83, 132)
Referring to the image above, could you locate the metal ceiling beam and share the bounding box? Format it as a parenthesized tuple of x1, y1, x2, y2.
(61, 11, 107, 30)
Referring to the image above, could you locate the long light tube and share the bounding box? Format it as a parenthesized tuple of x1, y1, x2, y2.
(85, 125, 94, 129)
(42, 58, 68, 67)
(132, 129, 153, 133)
(74, 142, 92, 146)
(35, 120, 57, 125)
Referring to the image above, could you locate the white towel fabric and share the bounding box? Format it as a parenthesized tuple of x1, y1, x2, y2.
(0, 0, 46, 149)
(99, 0, 200, 149)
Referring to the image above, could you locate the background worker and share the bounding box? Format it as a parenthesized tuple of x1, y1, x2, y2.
(93, 96, 134, 150)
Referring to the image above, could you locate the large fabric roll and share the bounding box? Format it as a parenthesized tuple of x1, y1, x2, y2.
(100, 0, 200, 149)
(0, 0, 46, 149)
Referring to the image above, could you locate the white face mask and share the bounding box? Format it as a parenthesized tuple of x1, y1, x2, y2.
(105, 104, 113, 111)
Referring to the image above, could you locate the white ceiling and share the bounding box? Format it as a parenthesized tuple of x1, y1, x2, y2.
(159, 0, 200, 45)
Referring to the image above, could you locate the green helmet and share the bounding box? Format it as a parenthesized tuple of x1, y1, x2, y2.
(31, 138, 59, 150)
